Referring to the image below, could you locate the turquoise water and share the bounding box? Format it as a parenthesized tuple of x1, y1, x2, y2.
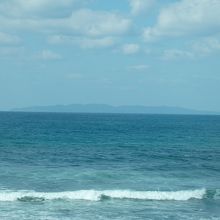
(0, 112, 220, 219)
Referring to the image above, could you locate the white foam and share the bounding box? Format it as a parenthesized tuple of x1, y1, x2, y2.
(0, 189, 206, 202)
(101, 189, 206, 201)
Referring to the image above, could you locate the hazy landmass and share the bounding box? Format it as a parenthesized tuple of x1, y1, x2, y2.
(11, 104, 219, 115)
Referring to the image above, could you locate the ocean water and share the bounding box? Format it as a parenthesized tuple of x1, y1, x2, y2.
(0, 112, 220, 220)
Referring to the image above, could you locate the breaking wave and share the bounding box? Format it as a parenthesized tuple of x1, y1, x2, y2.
(0, 188, 217, 202)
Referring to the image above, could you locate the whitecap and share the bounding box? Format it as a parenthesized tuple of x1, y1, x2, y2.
(0, 189, 207, 202)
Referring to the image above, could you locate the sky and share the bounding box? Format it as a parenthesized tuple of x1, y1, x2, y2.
(0, 0, 220, 111)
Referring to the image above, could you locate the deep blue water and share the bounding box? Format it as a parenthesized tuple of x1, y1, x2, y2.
(0, 112, 220, 219)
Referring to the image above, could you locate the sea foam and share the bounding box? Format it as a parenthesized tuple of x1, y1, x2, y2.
(0, 189, 208, 202)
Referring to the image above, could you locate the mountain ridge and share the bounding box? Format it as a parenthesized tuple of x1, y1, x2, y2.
(11, 104, 219, 115)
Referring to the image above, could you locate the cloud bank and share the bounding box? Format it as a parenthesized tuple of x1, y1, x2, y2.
(143, 0, 220, 41)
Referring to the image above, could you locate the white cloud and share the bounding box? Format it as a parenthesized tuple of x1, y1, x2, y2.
(48, 35, 117, 49)
(48, 35, 68, 44)
(0, 0, 79, 18)
(79, 37, 116, 49)
(129, 0, 156, 16)
(129, 64, 149, 71)
(122, 43, 140, 54)
(192, 37, 220, 56)
(0, 32, 20, 44)
(162, 36, 220, 60)
(67, 9, 131, 37)
(0, 46, 24, 58)
(143, 0, 220, 41)
(0, 9, 132, 37)
(66, 73, 83, 79)
(162, 49, 194, 60)
(38, 50, 62, 60)
(0, 2, 132, 54)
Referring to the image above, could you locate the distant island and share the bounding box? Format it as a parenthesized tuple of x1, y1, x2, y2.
(11, 104, 219, 115)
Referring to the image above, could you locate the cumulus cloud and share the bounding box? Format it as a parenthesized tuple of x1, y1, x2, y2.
(0, 0, 80, 18)
(48, 35, 68, 44)
(129, 64, 149, 71)
(48, 35, 117, 49)
(129, 0, 155, 16)
(162, 36, 220, 60)
(162, 49, 194, 60)
(38, 50, 62, 60)
(78, 37, 116, 49)
(0, 9, 132, 38)
(67, 9, 131, 37)
(143, 0, 220, 41)
(122, 43, 140, 54)
(192, 36, 220, 56)
(0, 46, 24, 58)
(66, 73, 83, 79)
(0, 32, 20, 44)
(0, 1, 132, 52)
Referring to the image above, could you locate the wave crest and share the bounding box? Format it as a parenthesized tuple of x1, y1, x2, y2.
(0, 189, 210, 202)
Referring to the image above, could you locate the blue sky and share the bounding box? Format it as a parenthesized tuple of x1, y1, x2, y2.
(0, 0, 220, 111)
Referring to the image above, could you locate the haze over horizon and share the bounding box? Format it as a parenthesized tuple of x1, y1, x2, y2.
(1, 0, 220, 111)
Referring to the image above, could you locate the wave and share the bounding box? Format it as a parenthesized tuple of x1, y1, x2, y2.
(0, 188, 217, 202)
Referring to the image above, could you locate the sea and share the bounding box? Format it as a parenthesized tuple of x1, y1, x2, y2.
(0, 112, 220, 220)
